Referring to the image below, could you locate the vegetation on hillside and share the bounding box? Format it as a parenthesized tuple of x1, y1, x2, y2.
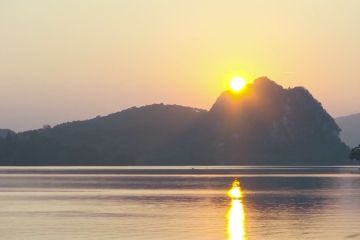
(350, 145, 360, 162)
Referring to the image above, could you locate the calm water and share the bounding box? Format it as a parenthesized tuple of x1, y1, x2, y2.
(0, 166, 359, 240)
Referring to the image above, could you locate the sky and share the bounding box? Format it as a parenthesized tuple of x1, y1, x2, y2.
(1, 0, 360, 132)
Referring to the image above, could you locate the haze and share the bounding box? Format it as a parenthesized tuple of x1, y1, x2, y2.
(1, 0, 360, 132)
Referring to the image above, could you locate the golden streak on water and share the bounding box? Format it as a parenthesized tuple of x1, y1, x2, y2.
(227, 179, 242, 199)
(227, 179, 247, 240)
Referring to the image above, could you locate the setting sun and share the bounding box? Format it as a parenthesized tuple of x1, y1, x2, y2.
(230, 77, 247, 92)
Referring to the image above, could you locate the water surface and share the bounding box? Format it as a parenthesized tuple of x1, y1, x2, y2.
(0, 166, 359, 240)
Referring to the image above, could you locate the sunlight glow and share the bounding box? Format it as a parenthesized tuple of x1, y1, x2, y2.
(227, 178, 242, 199)
(230, 77, 247, 92)
(226, 179, 247, 240)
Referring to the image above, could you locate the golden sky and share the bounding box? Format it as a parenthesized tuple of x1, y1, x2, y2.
(1, 0, 360, 131)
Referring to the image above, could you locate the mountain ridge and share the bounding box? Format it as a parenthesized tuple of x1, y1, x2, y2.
(336, 113, 360, 148)
(169, 77, 347, 165)
(0, 78, 350, 165)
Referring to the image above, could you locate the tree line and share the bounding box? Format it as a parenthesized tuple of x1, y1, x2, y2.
(350, 145, 360, 163)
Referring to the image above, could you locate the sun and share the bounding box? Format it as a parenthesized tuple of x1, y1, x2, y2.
(230, 77, 247, 92)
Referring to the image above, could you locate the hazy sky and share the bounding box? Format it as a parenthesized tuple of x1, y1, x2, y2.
(1, 0, 360, 131)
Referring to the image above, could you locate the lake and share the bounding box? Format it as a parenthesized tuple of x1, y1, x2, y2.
(0, 166, 359, 240)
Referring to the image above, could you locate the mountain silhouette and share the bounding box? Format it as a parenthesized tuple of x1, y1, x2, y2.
(0, 129, 15, 139)
(336, 113, 360, 148)
(171, 77, 349, 165)
(0, 77, 349, 165)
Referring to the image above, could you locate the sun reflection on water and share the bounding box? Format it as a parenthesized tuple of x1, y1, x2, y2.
(226, 179, 247, 240)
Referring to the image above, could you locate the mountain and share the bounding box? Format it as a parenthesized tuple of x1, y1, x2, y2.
(170, 77, 349, 165)
(336, 113, 360, 148)
(0, 77, 350, 165)
(0, 129, 15, 139)
(0, 104, 206, 165)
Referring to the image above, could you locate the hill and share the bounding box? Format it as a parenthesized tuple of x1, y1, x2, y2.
(0, 77, 350, 165)
(336, 113, 360, 148)
(170, 77, 349, 165)
(0, 129, 15, 139)
(0, 105, 206, 165)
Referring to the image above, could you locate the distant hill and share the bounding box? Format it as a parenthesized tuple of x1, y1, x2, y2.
(336, 113, 360, 148)
(0, 77, 350, 165)
(0, 129, 15, 139)
(0, 104, 206, 165)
